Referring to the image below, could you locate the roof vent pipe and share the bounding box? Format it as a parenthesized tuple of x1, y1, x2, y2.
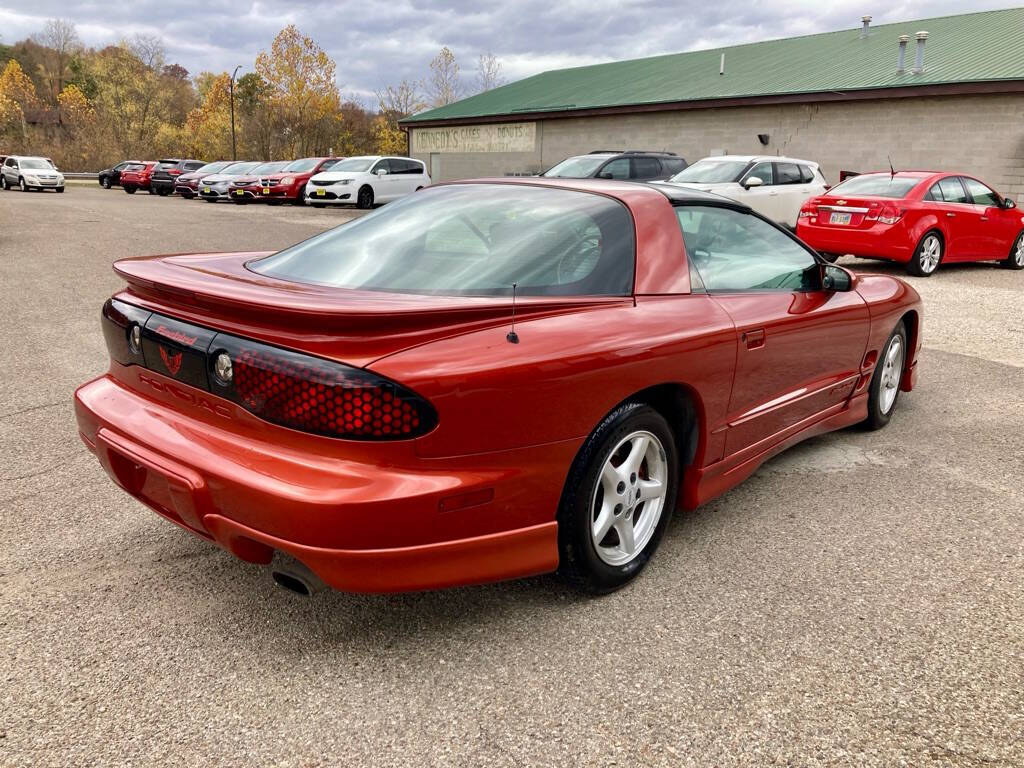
(897, 34, 909, 72)
(719, 53, 725, 75)
(860, 15, 872, 38)
(913, 31, 928, 72)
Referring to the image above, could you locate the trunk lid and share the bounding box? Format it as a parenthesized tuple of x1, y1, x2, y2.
(812, 195, 892, 229)
(113, 252, 627, 367)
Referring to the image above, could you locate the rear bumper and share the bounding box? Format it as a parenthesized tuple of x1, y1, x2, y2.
(797, 221, 914, 262)
(74, 372, 565, 592)
(150, 178, 175, 192)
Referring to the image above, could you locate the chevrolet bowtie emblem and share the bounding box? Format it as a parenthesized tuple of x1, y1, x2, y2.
(836, 200, 848, 205)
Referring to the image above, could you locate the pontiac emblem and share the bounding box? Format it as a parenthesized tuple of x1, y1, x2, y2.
(159, 346, 183, 375)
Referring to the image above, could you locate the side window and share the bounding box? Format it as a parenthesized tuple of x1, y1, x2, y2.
(962, 177, 1000, 207)
(675, 206, 819, 292)
(661, 158, 686, 175)
(633, 157, 663, 179)
(744, 162, 774, 185)
(598, 158, 630, 179)
(775, 163, 803, 185)
(937, 177, 969, 204)
(924, 184, 942, 202)
(370, 159, 391, 174)
(799, 165, 815, 183)
(410, 161, 424, 174)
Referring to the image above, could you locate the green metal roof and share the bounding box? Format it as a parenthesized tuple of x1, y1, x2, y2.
(403, 8, 1024, 124)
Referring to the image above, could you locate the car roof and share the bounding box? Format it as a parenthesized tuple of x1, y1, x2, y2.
(695, 154, 819, 166)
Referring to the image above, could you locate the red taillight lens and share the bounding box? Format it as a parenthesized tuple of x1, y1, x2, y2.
(867, 204, 903, 225)
(210, 336, 436, 440)
(169, 169, 182, 175)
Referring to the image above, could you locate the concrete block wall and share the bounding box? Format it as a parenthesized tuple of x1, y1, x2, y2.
(410, 93, 1024, 199)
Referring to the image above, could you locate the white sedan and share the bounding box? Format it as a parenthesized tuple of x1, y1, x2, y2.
(657, 155, 827, 228)
(305, 156, 430, 209)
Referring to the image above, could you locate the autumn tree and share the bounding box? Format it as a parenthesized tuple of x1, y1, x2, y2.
(32, 19, 81, 103)
(475, 52, 504, 93)
(183, 71, 233, 160)
(254, 25, 341, 157)
(235, 71, 276, 160)
(0, 58, 38, 142)
(427, 47, 462, 107)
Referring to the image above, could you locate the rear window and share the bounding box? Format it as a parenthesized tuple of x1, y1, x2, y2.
(251, 184, 636, 297)
(828, 174, 920, 198)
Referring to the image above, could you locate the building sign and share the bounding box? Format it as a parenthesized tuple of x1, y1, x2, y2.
(412, 122, 536, 153)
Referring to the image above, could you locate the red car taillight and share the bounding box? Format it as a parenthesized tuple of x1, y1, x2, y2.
(210, 336, 436, 440)
(866, 204, 904, 225)
(798, 202, 816, 219)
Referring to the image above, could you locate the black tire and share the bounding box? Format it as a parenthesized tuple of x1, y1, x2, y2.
(863, 321, 908, 431)
(19, 177, 28, 192)
(56, 187, 64, 193)
(124, 185, 136, 194)
(180, 192, 193, 200)
(907, 231, 943, 277)
(557, 402, 679, 593)
(157, 188, 169, 196)
(356, 185, 374, 209)
(203, 197, 217, 203)
(310, 202, 325, 208)
(1001, 231, 1024, 270)
(1, 175, 8, 190)
(147, 187, 155, 195)
(101, 176, 112, 189)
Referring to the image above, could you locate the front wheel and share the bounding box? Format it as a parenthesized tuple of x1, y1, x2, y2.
(356, 185, 374, 209)
(1, 175, 8, 190)
(56, 187, 64, 193)
(863, 321, 907, 430)
(558, 402, 679, 593)
(19, 177, 28, 192)
(907, 232, 942, 277)
(1002, 231, 1024, 270)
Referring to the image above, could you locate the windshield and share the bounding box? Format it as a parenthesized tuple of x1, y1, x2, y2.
(329, 157, 375, 172)
(283, 158, 321, 173)
(669, 159, 751, 184)
(220, 162, 259, 175)
(251, 184, 635, 297)
(827, 174, 920, 199)
(196, 161, 230, 173)
(20, 158, 53, 170)
(250, 161, 289, 175)
(541, 155, 611, 178)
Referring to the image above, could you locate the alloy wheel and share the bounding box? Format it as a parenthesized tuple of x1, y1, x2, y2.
(879, 335, 904, 414)
(919, 235, 941, 274)
(590, 430, 668, 566)
(1015, 236, 1024, 267)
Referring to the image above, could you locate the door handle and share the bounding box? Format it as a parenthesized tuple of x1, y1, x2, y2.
(743, 328, 766, 349)
(946, 212, 956, 217)
(980, 216, 988, 221)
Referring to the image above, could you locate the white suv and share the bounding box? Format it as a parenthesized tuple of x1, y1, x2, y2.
(659, 155, 827, 228)
(2, 155, 65, 193)
(305, 156, 430, 209)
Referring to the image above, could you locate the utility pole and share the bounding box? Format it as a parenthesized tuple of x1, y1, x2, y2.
(229, 65, 242, 160)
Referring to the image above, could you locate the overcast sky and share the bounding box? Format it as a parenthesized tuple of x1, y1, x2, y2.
(0, 0, 1016, 102)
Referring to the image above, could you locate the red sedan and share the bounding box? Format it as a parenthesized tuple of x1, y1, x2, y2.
(797, 171, 1024, 276)
(75, 179, 921, 594)
(228, 157, 343, 205)
(119, 161, 157, 194)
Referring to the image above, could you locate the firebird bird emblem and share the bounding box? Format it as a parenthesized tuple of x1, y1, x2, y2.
(159, 346, 183, 375)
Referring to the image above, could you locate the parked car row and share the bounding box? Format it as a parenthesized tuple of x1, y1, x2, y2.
(98, 155, 432, 209)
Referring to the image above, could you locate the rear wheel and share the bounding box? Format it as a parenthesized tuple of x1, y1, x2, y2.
(124, 185, 136, 194)
(907, 231, 942, 277)
(863, 321, 907, 430)
(356, 185, 374, 209)
(101, 176, 112, 189)
(558, 402, 678, 593)
(1002, 231, 1024, 270)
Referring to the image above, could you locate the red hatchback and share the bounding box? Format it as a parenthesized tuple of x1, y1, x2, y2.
(120, 162, 157, 194)
(797, 171, 1024, 276)
(75, 179, 921, 595)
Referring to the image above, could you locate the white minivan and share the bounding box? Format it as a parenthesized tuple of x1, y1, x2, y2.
(306, 156, 430, 209)
(659, 155, 827, 228)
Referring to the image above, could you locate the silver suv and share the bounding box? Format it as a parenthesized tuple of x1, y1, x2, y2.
(2, 155, 65, 193)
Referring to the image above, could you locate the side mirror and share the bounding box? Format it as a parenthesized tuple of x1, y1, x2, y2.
(376, 168, 388, 176)
(1001, 197, 1016, 209)
(597, 172, 614, 179)
(821, 263, 854, 292)
(742, 176, 764, 188)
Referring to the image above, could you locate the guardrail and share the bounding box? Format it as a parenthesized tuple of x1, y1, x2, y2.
(64, 172, 99, 180)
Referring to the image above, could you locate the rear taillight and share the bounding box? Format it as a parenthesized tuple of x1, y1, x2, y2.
(101, 299, 150, 366)
(169, 169, 182, 175)
(866, 204, 903, 225)
(208, 335, 437, 440)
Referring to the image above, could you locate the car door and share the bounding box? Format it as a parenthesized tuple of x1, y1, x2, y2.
(3, 158, 15, 184)
(676, 205, 869, 457)
(934, 176, 980, 259)
(962, 177, 1019, 259)
(370, 159, 396, 201)
(773, 162, 814, 227)
(393, 159, 420, 196)
(632, 156, 663, 181)
(737, 162, 785, 223)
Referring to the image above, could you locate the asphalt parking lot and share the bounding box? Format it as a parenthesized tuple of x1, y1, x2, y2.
(1, 185, 1022, 767)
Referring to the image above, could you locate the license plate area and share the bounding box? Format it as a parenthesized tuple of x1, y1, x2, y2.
(829, 212, 852, 225)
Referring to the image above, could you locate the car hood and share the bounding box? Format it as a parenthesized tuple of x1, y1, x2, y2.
(309, 171, 363, 182)
(23, 168, 62, 176)
(201, 173, 243, 183)
(112, 251, 624, 368)
(661, 181, 738, 192)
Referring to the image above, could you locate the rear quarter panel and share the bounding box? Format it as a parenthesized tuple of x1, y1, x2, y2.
(370, 296, 737, 460)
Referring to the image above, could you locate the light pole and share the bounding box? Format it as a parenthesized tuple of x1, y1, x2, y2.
(229, 65, 242, 160)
